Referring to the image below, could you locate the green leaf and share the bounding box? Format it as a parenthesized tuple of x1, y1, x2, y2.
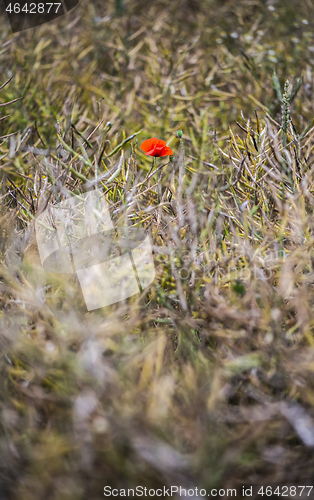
(232, 280, 246, 297)
(272, 70, 282, 102)
(289, 77, 303, 104)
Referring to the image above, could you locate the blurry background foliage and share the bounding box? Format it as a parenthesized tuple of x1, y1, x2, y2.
(1, 0, 314, 498)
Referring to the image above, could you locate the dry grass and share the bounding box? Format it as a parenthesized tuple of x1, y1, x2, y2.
(1, 0, 314, 498)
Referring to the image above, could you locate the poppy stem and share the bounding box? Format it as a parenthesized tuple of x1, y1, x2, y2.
(145, 156, 156, 183)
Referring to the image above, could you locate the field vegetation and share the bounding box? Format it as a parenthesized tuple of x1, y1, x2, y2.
(1, 0, 314, 497)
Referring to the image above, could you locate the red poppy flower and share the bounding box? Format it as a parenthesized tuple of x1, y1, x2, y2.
(140, 138, 173, 157)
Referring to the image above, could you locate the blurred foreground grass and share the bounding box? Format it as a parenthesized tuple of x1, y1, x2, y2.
(2, 0, 314, 497)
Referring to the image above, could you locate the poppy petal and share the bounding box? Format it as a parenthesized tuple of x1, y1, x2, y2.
(153, 140, 167, 155)
(140, 138, 161, 154)
(140, 138, 172, 157)
(160, 146, 173, 156)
